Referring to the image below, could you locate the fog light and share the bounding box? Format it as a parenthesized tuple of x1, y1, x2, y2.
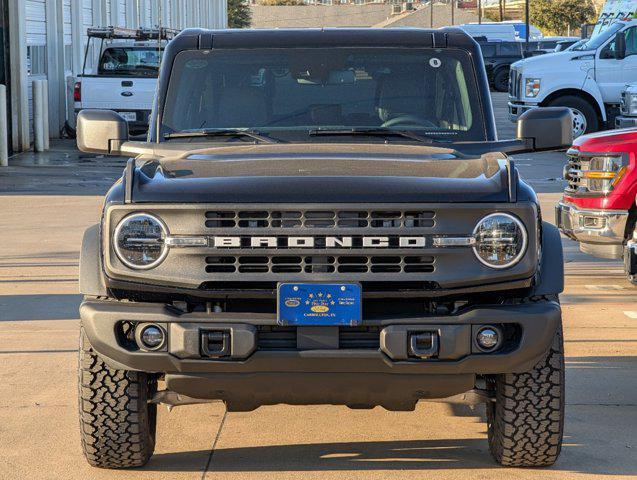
(476, 327, 500, 351)
(139, 325, 165, 350)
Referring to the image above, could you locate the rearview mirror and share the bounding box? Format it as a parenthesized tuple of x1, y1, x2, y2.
(615, 31, 627, 60)
(516, 107, 573, 151)
(76, 109, 129, 155)
(327, 69, 356, 85)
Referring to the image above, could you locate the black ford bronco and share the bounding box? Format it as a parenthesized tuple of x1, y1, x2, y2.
(76, 28, 572, 469)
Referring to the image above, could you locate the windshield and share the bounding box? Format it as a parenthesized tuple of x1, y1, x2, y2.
(161, 47, 485, 142)
(98, 47, 161, 76)
(573, 23, 624, 51)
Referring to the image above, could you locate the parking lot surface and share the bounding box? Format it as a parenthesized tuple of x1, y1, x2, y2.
(1, 93, 636, 479)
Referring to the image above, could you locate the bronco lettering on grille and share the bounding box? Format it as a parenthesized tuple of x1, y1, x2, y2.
(212, 236, 426, 249)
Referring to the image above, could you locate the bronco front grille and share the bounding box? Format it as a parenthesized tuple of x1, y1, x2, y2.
(105, 203, 539, 289)
(200, 207, 438, 280)
(205, 209, 435, 229)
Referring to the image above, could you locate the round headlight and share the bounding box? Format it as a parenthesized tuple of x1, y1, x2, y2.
(114, 213, 168, 269)
(472, 213, 527, 269)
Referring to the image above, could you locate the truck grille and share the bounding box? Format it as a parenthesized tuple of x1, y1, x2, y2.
(564, 150, 589, 192)
(105, 203, 540, 289)
(200, 208, 438, 280)
(621, 90, 629, 115)
(205, 209, 435, 229)
(509, 69, 521, 98)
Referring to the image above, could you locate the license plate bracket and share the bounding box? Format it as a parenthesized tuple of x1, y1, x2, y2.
(119, 111, 137, 122)
(277, 283, 362, 326)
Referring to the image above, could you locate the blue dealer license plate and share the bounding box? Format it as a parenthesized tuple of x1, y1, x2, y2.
(278, 283, 362, 326)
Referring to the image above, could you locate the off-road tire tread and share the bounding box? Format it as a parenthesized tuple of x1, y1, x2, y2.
(487, 324, 565, 467)
(78, 328, 156, 468)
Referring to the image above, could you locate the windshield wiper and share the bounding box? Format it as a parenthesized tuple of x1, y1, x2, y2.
(308, 128, 448, 144)
(164, 128, 280, 143)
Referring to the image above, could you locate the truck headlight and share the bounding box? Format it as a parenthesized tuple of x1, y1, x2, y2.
(473, 213, 527, 269)
(525, 78, 541, 98)
(583, 155, 627, 193)
(114, 213, 168, 269)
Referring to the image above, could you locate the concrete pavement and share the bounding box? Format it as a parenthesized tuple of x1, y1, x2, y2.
(1, 93, 636, 479)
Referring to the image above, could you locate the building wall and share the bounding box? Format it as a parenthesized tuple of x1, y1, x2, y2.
(9, 0, 228, 152)
(250, 4, 393, 28)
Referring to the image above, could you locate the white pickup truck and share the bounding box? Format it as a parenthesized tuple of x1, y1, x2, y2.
(73, 27, 177, 134)
(509, 19, 637, 138)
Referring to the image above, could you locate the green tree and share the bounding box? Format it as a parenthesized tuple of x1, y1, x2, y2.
(529, 0, 597, 36)
(228, 0, 252, 28)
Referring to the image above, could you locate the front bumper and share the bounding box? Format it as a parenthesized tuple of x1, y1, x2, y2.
(616, 115, 637, 129)
(508, 101, 539, 122)
(555, 201, 629, 258)
(81, 298, 561, 410)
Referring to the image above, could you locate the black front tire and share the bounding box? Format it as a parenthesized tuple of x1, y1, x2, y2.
(78, 328, 157, 469)
(486, 324, 565, 467)
(493, 69, 510, 93)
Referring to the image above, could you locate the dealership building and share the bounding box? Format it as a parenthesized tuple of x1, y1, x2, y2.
(0, 0, 228, 154)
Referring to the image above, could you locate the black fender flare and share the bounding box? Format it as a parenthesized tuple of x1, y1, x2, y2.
(79, 224, 108, 297)
(531, 221, 564, 296)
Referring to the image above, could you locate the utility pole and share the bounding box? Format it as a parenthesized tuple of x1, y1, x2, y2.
(478, 0, 482, 24)
(430, 0, 434, 29)
(525, 0, 530, 50)
(499, 0, 503, 22)
(451, 0, 455, 26)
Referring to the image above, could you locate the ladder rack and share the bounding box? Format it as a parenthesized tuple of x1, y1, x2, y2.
(86, 26, 180, 41)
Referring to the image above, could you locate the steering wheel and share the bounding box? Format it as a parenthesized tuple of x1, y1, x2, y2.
(381, 114, 437, 129)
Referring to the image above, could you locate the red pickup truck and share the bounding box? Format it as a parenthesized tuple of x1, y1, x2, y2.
(556, 128, 637, 283)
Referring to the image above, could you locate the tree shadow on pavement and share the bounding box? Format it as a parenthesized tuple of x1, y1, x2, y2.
(145, 433, 636, 476)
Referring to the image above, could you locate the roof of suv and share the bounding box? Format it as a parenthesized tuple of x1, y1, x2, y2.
(168, 27, 479, 51)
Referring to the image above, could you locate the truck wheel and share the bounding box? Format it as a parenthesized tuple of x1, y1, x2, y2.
(547, 95, 598, 138)
(493, 69, 510, 93)
(486, 324, 565, 467)
(78, 328, 157, 468)
(623, 245, 637, 285)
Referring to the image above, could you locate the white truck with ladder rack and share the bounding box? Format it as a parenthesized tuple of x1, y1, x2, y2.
(72, 27, 178, 135)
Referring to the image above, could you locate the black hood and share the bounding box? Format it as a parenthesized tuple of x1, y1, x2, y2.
(128, 143, 513, 204)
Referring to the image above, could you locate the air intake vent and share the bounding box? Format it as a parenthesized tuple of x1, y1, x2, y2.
(205, 255, 434, 275)
(256, 326, 381, 350)
(204, 210, 435, 230)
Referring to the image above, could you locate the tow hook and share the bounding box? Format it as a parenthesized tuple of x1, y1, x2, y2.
(408, 332, 439, 359)
(201, 330, 230, 358)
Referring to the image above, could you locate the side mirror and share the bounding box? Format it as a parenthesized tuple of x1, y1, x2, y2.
(615, 31, 626, 60)
(76, 109, 129, 155)
(517, 107, 573, 151)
